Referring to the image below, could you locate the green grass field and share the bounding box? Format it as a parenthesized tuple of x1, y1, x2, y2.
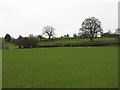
(3, 46, 118, 88)
(38, 38, 118, 46)
(2, 41, 18, 49)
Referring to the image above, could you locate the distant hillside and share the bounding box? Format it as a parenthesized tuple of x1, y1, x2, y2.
(2, 37, 119, 49)
(2, 41, 18, 49)
(38, 37, 118, 46)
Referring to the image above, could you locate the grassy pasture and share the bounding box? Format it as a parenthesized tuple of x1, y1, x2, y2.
(38, 38, 118, 46)
(1, 38, 118, 49)
(2, 46, 118, 88)
(2, 41, 18, 49)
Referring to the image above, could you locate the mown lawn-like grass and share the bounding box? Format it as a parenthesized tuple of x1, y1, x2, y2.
(2, 46, 118, 88)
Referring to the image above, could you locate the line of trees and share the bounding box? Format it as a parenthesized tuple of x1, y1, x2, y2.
(3, 17, 120, 49)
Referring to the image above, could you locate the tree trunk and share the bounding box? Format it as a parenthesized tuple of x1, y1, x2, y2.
(90, 37, 93, 42)
(48, 36, 51, 40)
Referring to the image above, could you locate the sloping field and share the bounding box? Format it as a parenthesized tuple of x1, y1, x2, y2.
(2, 41, 18, 49)
(38, 38, 118, 46)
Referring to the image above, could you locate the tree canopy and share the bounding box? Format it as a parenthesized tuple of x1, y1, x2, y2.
(5, 34, 11, 42)
(80, 17, 103, 42)
(42, 26, 55, 39)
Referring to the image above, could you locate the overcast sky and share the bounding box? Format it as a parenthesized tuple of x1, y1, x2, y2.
(0, 0, 118, 38)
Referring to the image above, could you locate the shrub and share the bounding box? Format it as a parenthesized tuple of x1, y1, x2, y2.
(14, 37, 39, 48)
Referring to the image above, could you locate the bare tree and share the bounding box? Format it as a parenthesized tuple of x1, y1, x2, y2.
(28, 34, 34, 38)
(42, 26, 55, 40)
(80, 17, 103, 42)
